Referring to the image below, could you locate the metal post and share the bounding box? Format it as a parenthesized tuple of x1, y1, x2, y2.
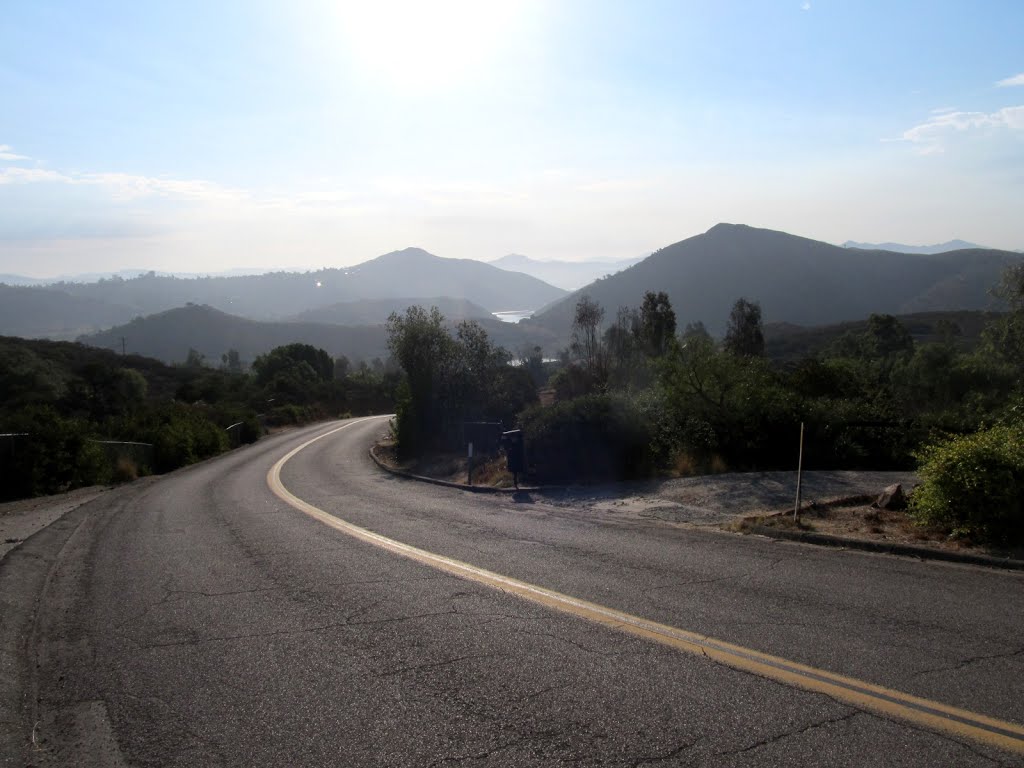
(467, 442, 474, 486)
(794, 422, 805, 521)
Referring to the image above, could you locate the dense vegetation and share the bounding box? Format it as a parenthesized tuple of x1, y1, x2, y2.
(388, 265, 1024, 545)
(0, 338, 398, 500)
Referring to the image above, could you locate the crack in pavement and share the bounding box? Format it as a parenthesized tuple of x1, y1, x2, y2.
(134, 608, 460, 650)
(720, 710, 860, 756)
(379, 653, 496, 678)
(514, 627, 628, 658)
(910, 646, 1024, 680)
(630, 738, 701, 766)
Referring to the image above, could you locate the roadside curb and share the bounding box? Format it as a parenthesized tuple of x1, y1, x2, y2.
(745, 524, 1024, 571)
(368, 445, 544, 495)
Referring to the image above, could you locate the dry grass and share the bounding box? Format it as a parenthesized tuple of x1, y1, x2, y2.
(670, 452, 729, 478)
(374, 441, 515, 488)
(112, 457, 139, 482)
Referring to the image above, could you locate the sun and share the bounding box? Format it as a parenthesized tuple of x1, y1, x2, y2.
(334, 0, 531, 91)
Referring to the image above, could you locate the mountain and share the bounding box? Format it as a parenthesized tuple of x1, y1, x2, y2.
(489, 254, 644, 291)
(842, 239, 988, 254)
(289, 297, 493, 325)
(49, 248, 567, 323)
(524, 223, 1023, 341)
(0, 284, 137, 340)
(79, 303, 557, 365)
(80, 305, 393, 365)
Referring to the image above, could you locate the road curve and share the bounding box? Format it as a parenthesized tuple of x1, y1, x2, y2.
(6, 416, 1024, 767)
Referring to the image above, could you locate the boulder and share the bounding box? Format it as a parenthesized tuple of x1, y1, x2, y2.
(873, 483, 907, 511)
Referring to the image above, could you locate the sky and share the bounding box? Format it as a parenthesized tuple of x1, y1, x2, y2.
(1, 0, 1023, 278)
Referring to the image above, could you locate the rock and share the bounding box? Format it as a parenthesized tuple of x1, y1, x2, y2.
(873, 483, 906, 511)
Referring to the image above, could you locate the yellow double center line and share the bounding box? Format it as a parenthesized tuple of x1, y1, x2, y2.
(268, 418, 1024, 755)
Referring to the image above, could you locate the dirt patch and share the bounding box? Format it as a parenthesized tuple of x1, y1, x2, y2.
(732, 498, 1024, 561)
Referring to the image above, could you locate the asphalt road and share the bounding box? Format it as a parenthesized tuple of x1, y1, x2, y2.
(4, 416, 1023, 767)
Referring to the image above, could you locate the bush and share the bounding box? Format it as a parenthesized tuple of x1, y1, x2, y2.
(142, 404, 230, 473)
(519, 393, 657, 483)
(0, 407, 107, 499)
(910, 425, 1024, 544)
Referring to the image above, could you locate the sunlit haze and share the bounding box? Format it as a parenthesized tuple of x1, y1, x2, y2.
(1, 1, 1022, 278)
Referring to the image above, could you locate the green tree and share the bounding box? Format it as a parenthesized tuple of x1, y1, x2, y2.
(723, 298, 765, 357)
(386, 306, 456, 455)
(220, 348, 243, 373)
(570, 295, 605, 377)
(639, 291, 676, 357)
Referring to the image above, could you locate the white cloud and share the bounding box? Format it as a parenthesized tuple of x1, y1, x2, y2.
(996, 73, 1024, 88)
(801, 2, 811, 10)
(894, 105, 1024, 154)
(0, 162, 250, 204)
(0, 144, 30, 162)
(0, 167, 69, 184)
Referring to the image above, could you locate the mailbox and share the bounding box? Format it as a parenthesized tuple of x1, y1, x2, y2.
(500, 429, 525, 475)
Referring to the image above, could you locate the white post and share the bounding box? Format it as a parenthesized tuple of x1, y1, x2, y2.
(794, 422, 805, 521)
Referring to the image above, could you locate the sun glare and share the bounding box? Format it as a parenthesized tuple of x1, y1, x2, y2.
(335, 0, 531, 91)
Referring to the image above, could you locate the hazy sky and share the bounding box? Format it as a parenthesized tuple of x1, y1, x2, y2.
(2, 1, 1023, 277)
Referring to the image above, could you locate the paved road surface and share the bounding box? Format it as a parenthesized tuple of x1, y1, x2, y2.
(3, 417, 1023, 766)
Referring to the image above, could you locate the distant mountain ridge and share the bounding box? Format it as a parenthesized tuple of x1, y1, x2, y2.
(525, 223, 1022, 340)
(842, 239, 988, 254)
(79, 303, 556, 365)
(488, 253, 644, 291)
(0, 247, 567, 340)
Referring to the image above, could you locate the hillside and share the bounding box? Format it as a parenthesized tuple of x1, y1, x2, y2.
(764, 310, 1001, 362)
(79, 303, 556, 366)
(524, 223, 1022, 341)
(842, 239, 988, 254)
(0, 284, 137, 340)
(289, 296, 492, 325)
(489, 254, 643, 291)
(47, 248, 566, 325)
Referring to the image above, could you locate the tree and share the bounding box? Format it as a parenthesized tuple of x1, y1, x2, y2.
(252, 344, 334, 404)
(865, 314, 914, 358)
(570, 295, 605, 376)
(680, 321, 712, 346)
(723, 298, 765, 357)
(184, 348, 206, 368)
(220, 348, 243, 373)
(983, 263, 1024, 374)
(386, 306, 455, 455)
(639, 291, 676, 357)
(603, 306, 640, 382)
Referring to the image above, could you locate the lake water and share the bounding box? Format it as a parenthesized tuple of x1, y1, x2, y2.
(492, 310, 534, 324)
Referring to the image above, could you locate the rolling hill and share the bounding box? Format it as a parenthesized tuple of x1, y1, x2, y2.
(524, 223, 1022, 341)
(0, 284, 137, 340)
(288, 296, 493, 325)
(79, 303, 557, 366)
(49, 248, 567, 324)
(841, 239, 989, 254)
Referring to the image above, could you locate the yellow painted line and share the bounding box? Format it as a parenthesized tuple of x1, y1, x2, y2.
(268, 418, 1024, 755)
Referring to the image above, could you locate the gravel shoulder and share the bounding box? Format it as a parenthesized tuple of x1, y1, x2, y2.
(0, 486, 113, 562)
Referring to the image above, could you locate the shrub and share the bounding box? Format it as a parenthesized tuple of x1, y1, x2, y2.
(910, 425, 1024, 544)
(519, 393, 657, 483)
(0, 407, 107, 499)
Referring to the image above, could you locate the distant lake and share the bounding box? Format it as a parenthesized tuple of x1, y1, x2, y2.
(492, 310, 534, 324)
